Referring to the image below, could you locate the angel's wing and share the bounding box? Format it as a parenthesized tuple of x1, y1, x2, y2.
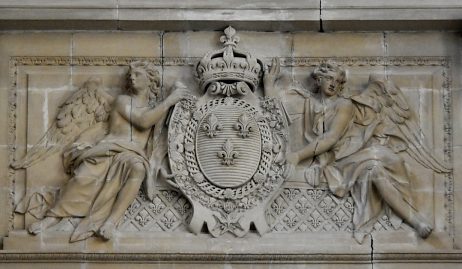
(355, 75, 451, 173)
(12, 76, 114, 169)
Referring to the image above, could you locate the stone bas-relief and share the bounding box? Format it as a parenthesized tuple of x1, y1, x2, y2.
(13, 61, 191, 242)
(9, 27, 452, 245)
(278, 62, 451, 243)
(167, 26, 288, 237)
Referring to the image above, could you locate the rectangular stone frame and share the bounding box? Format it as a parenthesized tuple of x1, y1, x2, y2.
(2, 55, 459, 265)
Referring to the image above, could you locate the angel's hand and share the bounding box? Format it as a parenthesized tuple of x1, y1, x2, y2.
(263, 58, 280, 89)
(166, 82, 191, 106)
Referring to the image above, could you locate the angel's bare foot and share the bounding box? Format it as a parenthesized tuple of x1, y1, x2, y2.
(415, 220, 433, 238)
(28, 217, 60, 235)
(410, 214, 433, 239)
(97, 221, 116, 241)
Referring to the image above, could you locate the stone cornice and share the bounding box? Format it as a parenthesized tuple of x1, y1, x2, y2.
(0, 1, 461, 31)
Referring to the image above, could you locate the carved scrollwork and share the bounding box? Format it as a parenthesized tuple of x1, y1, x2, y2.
(208, 81, 251, 97)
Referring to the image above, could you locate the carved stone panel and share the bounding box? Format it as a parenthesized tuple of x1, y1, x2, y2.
(1, 28, 458, 269)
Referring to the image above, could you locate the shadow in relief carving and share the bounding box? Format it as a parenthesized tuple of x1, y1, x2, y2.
(13, 61, 193, 242)
(168, 26, 289, 237)
(265, 60, 451, 243)
(9, 26, 452, 245)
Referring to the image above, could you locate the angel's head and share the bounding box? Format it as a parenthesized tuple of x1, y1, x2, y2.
(127, 61, 161, 102)
(312, 62, 346, 97)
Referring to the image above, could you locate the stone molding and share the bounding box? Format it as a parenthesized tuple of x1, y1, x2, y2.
(0, 252, 461, 264)
(0, 1, 461, 31)
(8, 56, 451, 67)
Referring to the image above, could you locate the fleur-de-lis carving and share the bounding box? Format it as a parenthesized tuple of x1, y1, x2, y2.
(308, 210, 323, 229)
(161, 211, 178, 229)
(174, 197, 191, 215)
(220, 26, 240, 47)
(134, 210, 152, 227)
(148, 197, 166, 215)
(283, 210, 299, 228)
(217, 139, 239, 165)
(234, 113, 253, 138)
(202, 113, 222, 138)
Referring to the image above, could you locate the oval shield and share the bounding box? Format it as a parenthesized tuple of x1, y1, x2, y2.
(196, 104, 261, 188)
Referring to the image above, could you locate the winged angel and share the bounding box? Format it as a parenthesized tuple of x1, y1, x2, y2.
(12, 61, 190, 242)
(266, 61, 451, 242)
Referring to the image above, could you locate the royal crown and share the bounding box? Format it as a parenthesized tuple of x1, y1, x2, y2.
(196, 26, 263, 92)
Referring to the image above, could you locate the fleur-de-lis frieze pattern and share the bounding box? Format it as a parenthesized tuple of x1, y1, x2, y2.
(120, 190, 191, 232)
(119, 188, 398, 233)
(217, 139, 239, 166)
(268, 188, 399, 233)
(202, 113, 223, 138)
(234, 113, 253, 138)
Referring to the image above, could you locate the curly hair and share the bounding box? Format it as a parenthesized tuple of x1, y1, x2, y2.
(311, 62, 346, 93)
(127, 61, 161, 105)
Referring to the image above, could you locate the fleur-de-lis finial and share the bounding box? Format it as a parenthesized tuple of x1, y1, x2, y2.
(220, 26, 240, 47)
(217, 139, 239, 166)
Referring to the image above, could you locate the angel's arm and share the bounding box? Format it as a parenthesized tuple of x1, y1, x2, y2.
(292, 100, 354, 162)
(115, 88, 189, 130)
(113, 96, 169, 130)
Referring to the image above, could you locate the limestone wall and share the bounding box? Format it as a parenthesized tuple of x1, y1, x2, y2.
(0, 1, 461, 268)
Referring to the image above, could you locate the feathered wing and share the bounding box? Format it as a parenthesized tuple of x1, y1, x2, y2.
(356, 76, 451, 173)
(12, 76, 114, 169)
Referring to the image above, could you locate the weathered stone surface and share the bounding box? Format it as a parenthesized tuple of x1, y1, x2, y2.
(374, 263, 462, 269)
(0, 13, 461, 267)
(73, 32, 161, 57)
(453, 145, 462, 248)
(385, 32, 459, 57)
(322, 0, 462, 31)
(0, 33, 72, 88)
(1, 1, 461, 31)
(0, 88, 8, 146)
(293, 32, 385, 57)
(163, 31, 221, 57)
